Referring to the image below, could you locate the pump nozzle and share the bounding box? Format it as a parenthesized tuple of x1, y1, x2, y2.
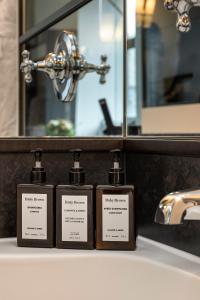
(69, 149, 85, 185)
(109, 149, 124, 185)
(70, 149, 82, 169)
(30, 148, 46, 184)
(111, 149, 121, 169)
(31, 148, 42, 168)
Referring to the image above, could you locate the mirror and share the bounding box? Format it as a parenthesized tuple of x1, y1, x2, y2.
(127, 0, 200, 135)
(21, 0, 123, 137)
(25, 0, 73, 30)
(2, 0, 200, 137)
(1, 0, 123, 137)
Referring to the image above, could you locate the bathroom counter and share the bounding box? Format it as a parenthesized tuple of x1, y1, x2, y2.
(0, 236, 199, 277)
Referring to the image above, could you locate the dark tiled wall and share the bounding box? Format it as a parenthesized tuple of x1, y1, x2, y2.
(126, 152, 200, 256)
(0, 151, 112, 238)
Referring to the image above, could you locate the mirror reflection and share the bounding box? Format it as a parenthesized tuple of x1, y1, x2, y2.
(22, 0, 123, 137)
(2, 0, 200, 137)
(25, 0, 72, 30)
(127, 0, 200, 135)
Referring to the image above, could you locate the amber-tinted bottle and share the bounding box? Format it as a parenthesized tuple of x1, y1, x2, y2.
(56, 149, 94, 249)
(96, 149, 136, 250)
(17, 149, 55, 248)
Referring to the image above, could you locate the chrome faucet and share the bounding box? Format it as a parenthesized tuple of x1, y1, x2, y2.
(20, 31, 110, 102)
(155, 188, 200, 224)
(164, 0, 200, 32)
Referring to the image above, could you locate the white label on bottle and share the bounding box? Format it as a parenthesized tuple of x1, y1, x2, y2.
(62, 195, 88, 242)
(102, 194, 129, 242)
(22, 193, 47, 240)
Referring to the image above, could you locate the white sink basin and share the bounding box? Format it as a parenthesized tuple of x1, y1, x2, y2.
(0, 236, 199, 300)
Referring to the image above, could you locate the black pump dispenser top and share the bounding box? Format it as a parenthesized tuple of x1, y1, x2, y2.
(109, 149, 124, 185)
(30, 148, 46, 184)
(69, 149, 85, 185)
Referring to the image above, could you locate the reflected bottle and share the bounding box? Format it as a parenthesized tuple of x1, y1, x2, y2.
(17, 149, 55, 248)
(96, 149, 136, 250)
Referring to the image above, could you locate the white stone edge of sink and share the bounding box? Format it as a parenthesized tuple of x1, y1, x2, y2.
(0, 236, 199, 278)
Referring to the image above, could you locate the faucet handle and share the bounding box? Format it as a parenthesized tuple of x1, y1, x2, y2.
(20, 31, 111, 102)
(164, 0, 193, 32)
(164, 0, 174, 10)
(176, 13, 191, 33)
(20, 50, 34, 83)
(98, 55, 110, 84)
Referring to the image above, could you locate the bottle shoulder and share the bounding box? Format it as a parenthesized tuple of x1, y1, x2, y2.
(57, 184, 93, 190)
(17, 183, 54, 189)
(97, 184, 134, 190)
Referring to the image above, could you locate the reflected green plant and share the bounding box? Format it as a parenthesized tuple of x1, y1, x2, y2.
(46, 119, 75, 137)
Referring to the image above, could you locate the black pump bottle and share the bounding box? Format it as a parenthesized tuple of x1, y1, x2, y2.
(17, 149, 55, 248)
(56, 149, 94, 249)
(96, 149, 136, 250)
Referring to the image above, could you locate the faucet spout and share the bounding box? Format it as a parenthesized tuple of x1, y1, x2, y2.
(155, 189, 200, 225)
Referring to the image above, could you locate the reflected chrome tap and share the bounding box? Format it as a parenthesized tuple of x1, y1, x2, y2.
(164, 0, 200, 32)
(155, 188, 200, 224)
(20, 31, 110, 102)
(20, 50, 66, 83)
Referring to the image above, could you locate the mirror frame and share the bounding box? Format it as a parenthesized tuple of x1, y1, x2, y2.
(19, 0, 93, 44)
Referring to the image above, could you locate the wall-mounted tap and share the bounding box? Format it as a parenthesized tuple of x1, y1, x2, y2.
(164, 0, 200, 32)
(20, 31, 110, 102)
(20, 50, 67, 84)
(155, 188, 200, 224)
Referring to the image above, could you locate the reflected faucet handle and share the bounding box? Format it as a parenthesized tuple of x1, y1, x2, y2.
(164, 0, 175, 10)
(79, 54, 110, 84)
(164, 0, 194, 32)
(20, 31, 111, 102)
(20, 49, 66, 83)
(20, 50, 34, 83)
(97, 55, 110, 84)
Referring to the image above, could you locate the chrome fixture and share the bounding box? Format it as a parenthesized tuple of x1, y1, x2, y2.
(155, 188, 200, 224)
(164, 0, 200, 32)
(20, 31, 110, 102)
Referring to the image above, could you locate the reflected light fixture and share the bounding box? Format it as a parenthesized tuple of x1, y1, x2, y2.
(136, 0, 156, 28)
(99, 14, 115, 43)
(99, 0, 114, 43)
